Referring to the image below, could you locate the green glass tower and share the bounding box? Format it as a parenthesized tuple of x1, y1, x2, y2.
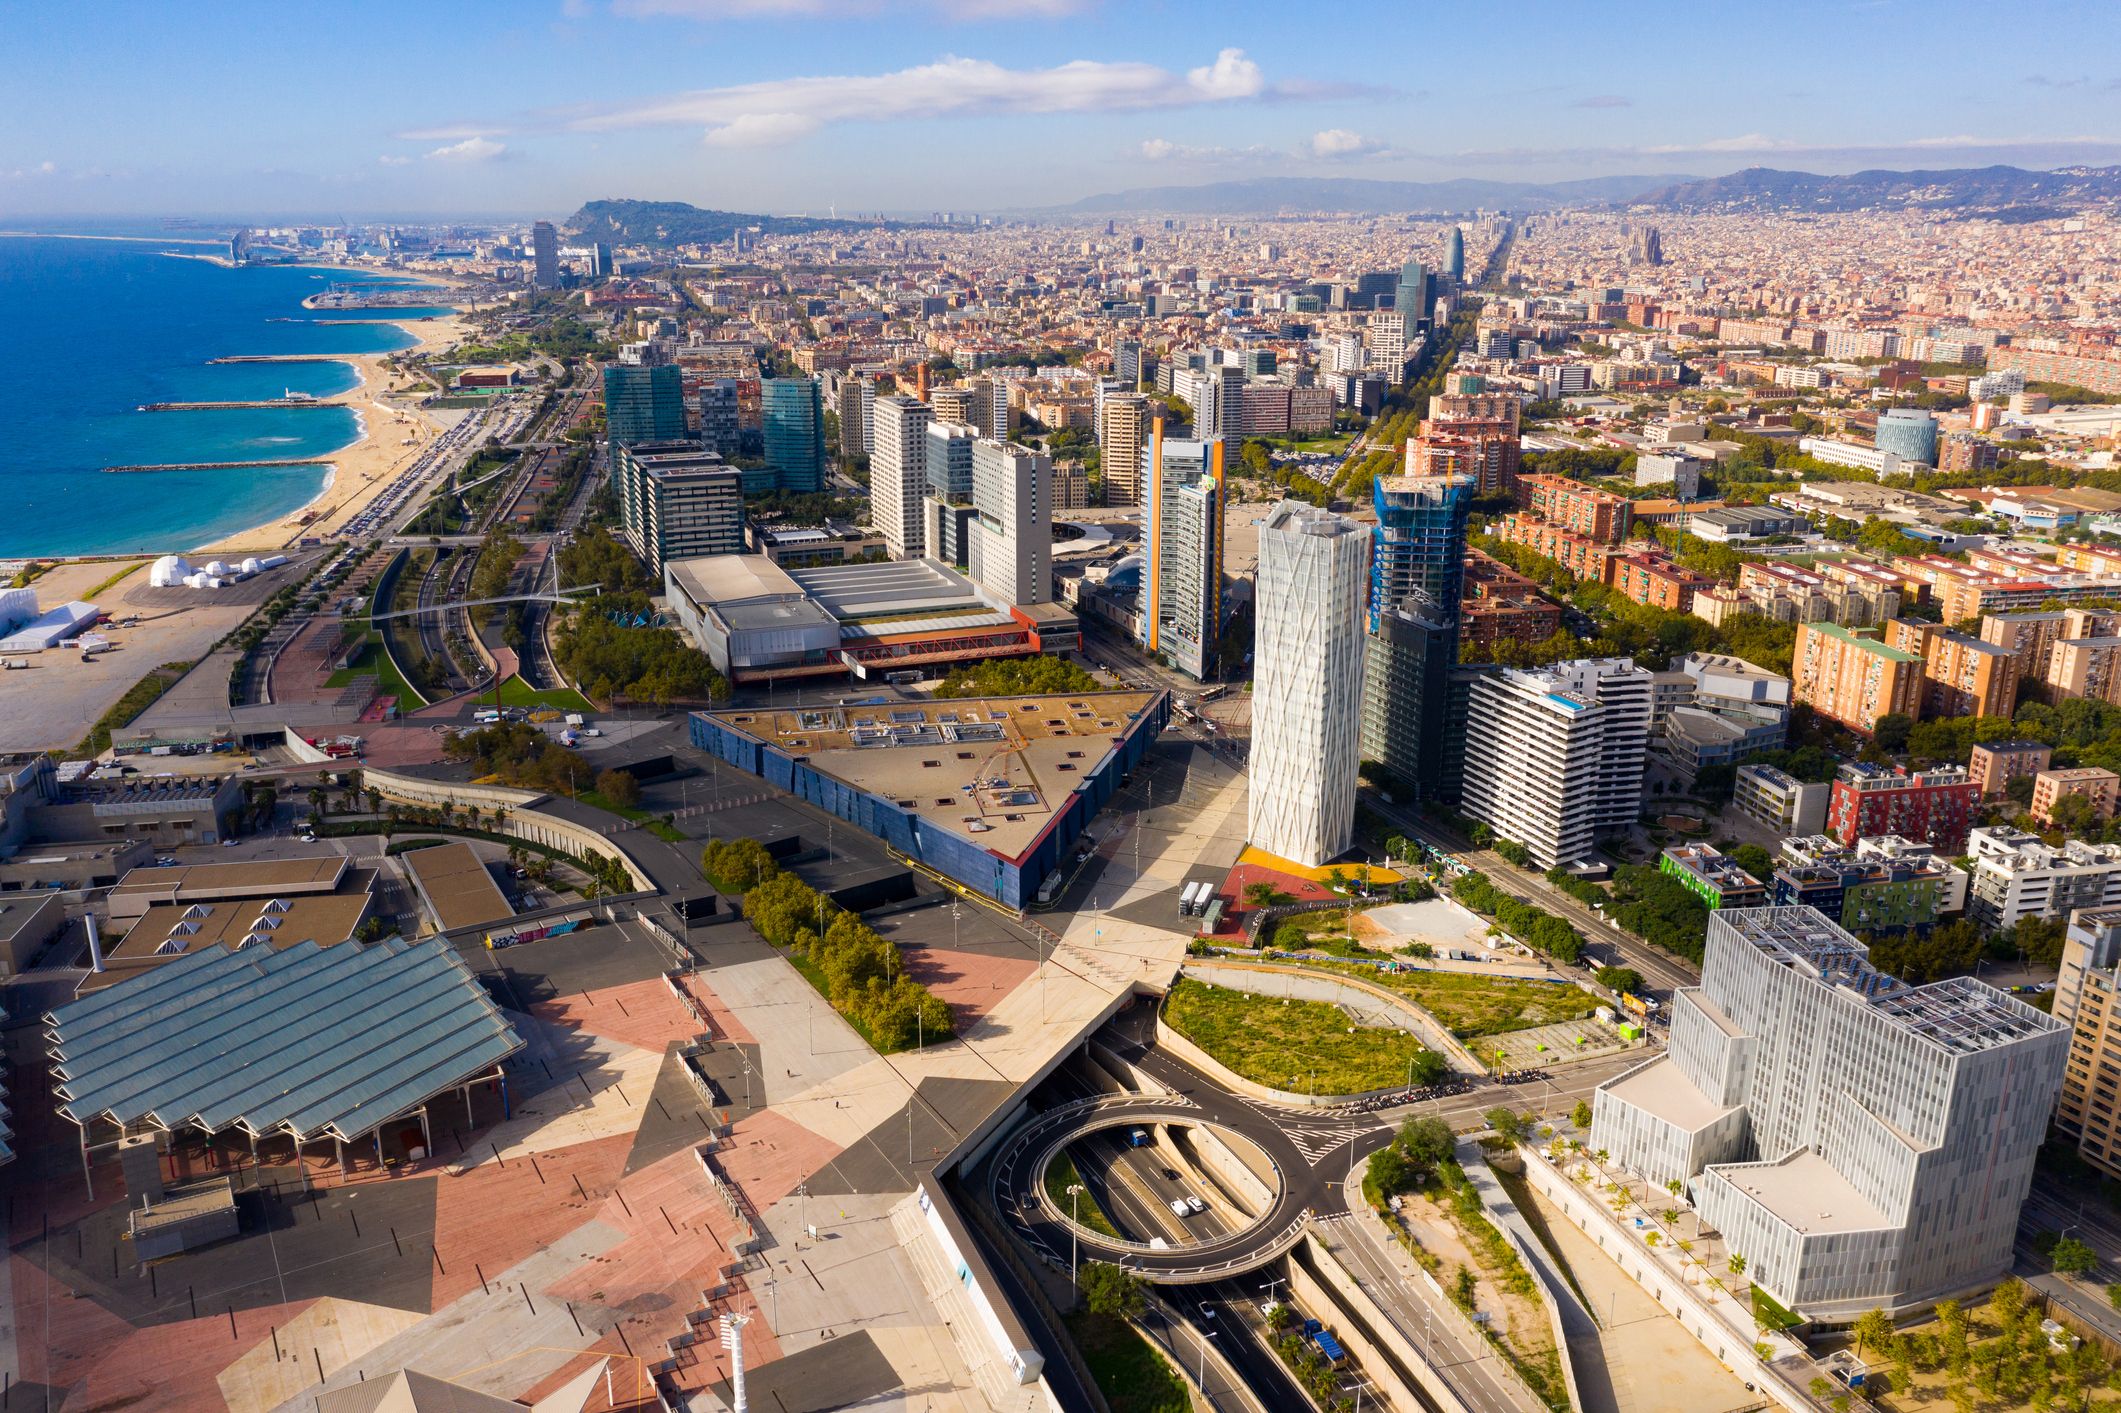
(762, 376, 826, 493)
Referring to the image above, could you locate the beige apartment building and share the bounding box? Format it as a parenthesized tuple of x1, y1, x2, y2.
(2052, 909, 2121, 1179)
(2033, 768, 2121, 826)
(1792, 622, 1925, 734)
(1883, 620, 2020, 720)
(1970, 739, 2054, 798)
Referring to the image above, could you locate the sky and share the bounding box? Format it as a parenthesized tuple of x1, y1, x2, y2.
(4, 0, 2119, 220)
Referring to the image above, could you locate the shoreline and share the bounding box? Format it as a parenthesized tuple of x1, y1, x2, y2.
(187, 300, 476, 556)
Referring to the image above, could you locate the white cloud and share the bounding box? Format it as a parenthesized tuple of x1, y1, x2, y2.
(376, 154, 413, 167)
(563, 48, 1268, 146)
(702, 112, 823, 147)
(426, 136, 508, 162)
(398, 123, 510, 142)
(1137, 137, 1271, 164)
(1186, 48, 1263, 100)
(2, 160, 58, 179)
(1308, 128, 1382, 159)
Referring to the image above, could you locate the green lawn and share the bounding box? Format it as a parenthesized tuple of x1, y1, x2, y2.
(489, 676, 596, 712)
(1300, 960, 1593, 1039)
(575, 788, 686, 843)
(1163, 976, 1433, 1096)
(1063, 1312, 1190, 1413)
(321, 634, 422, 708)
(1044, 1149, 1122, 1239)
(1268, 907, 1377, 954)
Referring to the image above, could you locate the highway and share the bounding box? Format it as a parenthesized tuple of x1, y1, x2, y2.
(1316, 1211, 1539, 1413)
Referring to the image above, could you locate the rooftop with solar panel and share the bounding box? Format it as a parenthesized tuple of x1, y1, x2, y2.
(1726, 905, 2059, 1053)
(702, 689, 1162, 858)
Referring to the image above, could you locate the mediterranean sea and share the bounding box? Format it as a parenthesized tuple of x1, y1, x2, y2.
(0, 234, 428, 557)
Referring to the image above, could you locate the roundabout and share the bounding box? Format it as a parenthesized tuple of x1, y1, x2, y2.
(989, 1092, 1350, 1284)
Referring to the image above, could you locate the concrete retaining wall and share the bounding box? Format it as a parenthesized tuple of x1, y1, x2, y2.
(1182, 958, 1484, 1074)
(1457, 1143, 1585, 1413)
(1293, 1231, 1459, 1413)
(1153, 1015, 1356, 1109)
(1180, 1122, 1277, 1217)
(1520, 1145, 1813, 1413)
(362, 768, 654, 892)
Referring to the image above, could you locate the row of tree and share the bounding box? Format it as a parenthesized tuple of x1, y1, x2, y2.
(702, 838, 953, 1053)
(1450, 870, 1584, 965)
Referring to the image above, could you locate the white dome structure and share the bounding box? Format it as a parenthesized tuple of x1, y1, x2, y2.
(148, 555, 193, 588)
(239, 557, 263, 575)
(204, 560, 232, 578)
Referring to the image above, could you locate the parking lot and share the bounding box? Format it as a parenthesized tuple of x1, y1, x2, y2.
(0, 551, 327, 754)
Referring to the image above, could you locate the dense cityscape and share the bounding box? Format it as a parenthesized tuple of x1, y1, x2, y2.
(13, 7, 2121, 1413)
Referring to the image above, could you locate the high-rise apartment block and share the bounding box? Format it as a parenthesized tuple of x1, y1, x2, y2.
(761, 377, 826, 493)
(1113, 339, 1142, 388)
(532, 220, 559, 288)
(697, 379, 742, 459)
(930, 385, 977, 426)
(1249, 502, 1369, 868)
(1522, 474, 1631, 543)
(1140, 427, 1224, 680)
(1099, 394, 1152, 506)
(616, 442, 744, 577)
(1593, 906, 2064, 1318)
(2049, 908, 2121, 1180)
(1792, 622, 1924, 734)
(1882, 619, 2021, 719)
(871, 394, 931, 560)
(1461, 657, 1653, 868)
(836, 375, 875, 465)
(965, 440, 1050, 608)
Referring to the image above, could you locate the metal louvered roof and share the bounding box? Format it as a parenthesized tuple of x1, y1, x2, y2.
(44, 937, 521, 1144)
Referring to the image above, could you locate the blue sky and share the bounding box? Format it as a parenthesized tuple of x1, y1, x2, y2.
(4, 0, 2118, 219)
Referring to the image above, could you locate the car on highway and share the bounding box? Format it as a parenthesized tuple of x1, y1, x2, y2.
(1198, 1302, 1216, 1320)
(1162, 1166, 1180, 1181)
(1168, 1198, 1191, 1217)
(1186, 1195, 1206, 1214)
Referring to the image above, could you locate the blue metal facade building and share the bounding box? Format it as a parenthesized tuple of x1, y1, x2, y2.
(690, 693, 1170, 910)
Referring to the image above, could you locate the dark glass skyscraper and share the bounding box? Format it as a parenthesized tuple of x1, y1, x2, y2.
(1394, 256, 1431, 330)
(603, 364, 686, 457)
(1445, 226, 1465, 283)
(1360, 471, 1473, 798)
(762, 376, 826, 493)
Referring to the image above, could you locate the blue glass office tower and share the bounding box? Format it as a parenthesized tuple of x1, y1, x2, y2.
(1876, 408, 1939, 467)
(1445, 227, 1466, 283)
(1395, 257, 1431, 331)
(604, 364, 686, 458)
(762, 376, 826, 493)
(1360, 471, 1474, 798)
(605, 364, 688, 535)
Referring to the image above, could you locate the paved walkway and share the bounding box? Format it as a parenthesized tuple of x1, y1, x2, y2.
(1519, 1183, 1760, 1413)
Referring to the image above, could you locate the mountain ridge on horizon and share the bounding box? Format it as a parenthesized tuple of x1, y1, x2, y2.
(1051, 164, 2121, 216)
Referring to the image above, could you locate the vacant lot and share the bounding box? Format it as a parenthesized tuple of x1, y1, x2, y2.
(1163, 976, 1432, 1095)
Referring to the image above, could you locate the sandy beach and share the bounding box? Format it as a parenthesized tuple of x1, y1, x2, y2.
(191, 293, 478, 555)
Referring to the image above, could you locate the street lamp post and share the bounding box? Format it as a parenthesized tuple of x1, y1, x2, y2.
(1067, 1183, 1085, 1301)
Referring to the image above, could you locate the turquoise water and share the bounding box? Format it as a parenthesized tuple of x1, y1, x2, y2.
(0, 236, 432, 555)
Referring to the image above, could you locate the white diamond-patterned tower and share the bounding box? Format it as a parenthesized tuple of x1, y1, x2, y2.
(1248, 500, 1369, 867)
